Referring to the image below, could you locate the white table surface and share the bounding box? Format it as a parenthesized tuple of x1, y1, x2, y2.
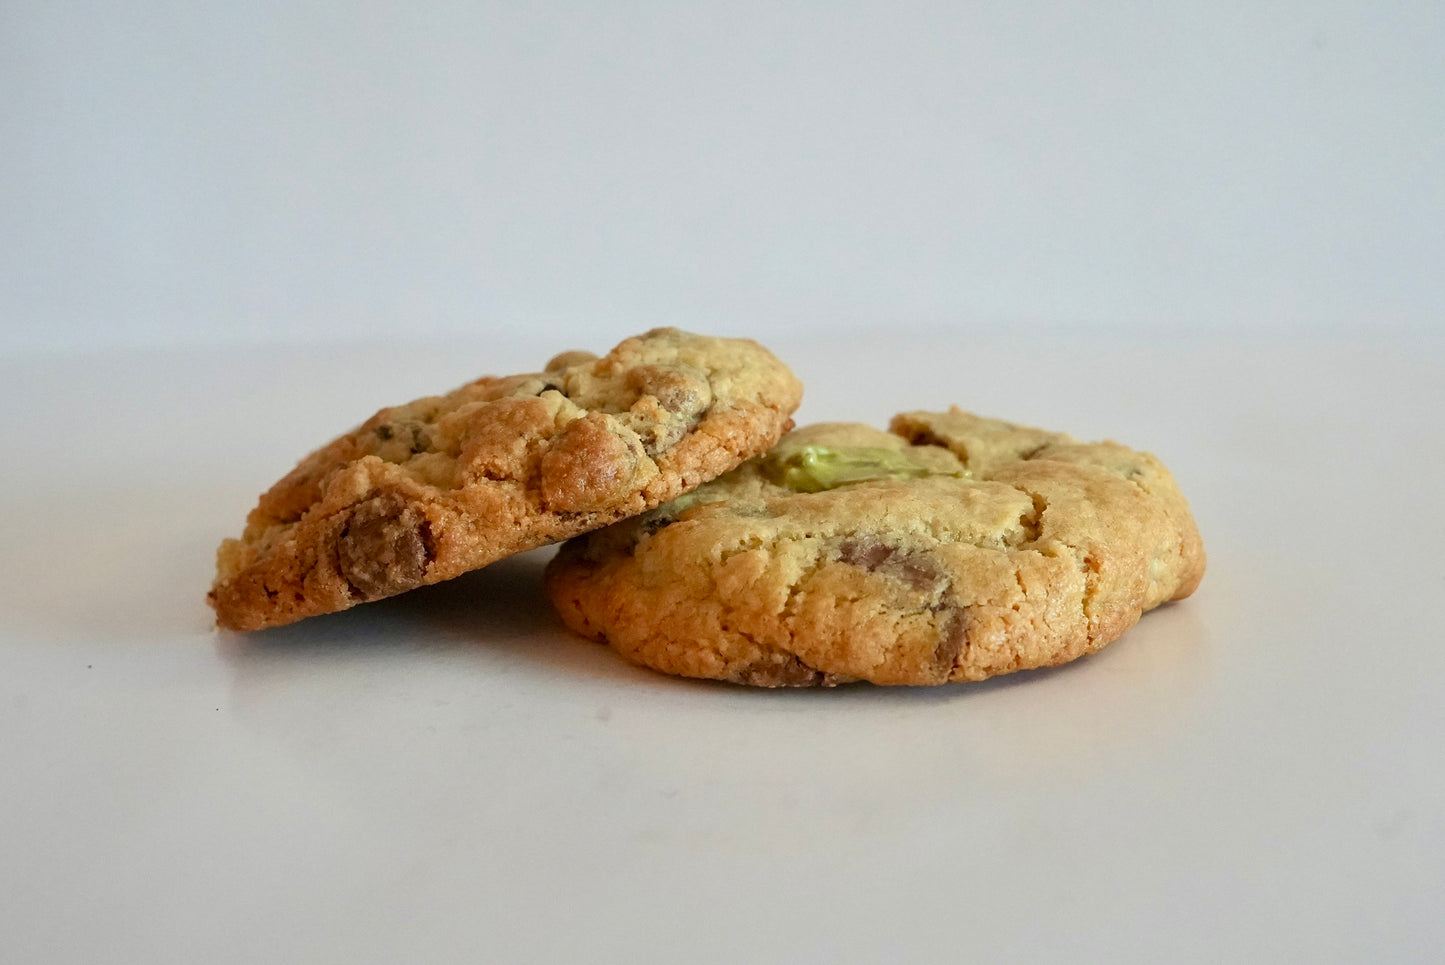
(2, 331, 1441, 962)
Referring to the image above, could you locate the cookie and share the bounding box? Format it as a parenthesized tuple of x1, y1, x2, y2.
(209, 328, 802, 631)
(545, 409, 1205, 687)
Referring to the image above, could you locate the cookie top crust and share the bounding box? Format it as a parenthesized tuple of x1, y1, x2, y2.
(545, 409, 1205, 687)
(209, 328, 802, 631)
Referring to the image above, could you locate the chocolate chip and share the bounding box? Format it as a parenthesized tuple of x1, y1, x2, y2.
(337, 495, 435, 599)
(837, 538, 892, 571)
(372, 420, 431, 454)
(729, 652, 835, 687)
(837, 538, 944, 593)
(627, 364, 712, 419)
(932, 606, 968, 678)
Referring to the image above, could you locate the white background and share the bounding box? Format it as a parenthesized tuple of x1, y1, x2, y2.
(3, 1, 1442, 352)
(2, 3, 1442, 963)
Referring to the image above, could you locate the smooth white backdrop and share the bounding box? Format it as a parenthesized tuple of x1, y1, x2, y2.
(3, 1, 1442, 354)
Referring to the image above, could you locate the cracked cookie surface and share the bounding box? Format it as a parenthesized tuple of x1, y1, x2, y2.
(209, 328, 802, 631)
(545, 410, 1205, 687)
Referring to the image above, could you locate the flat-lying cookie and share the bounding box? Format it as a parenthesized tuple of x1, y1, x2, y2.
(545, 409, 1205, 687)
(209, 328, 802, 631)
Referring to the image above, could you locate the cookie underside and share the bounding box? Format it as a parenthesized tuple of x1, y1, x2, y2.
(545, 411, 1206, 687)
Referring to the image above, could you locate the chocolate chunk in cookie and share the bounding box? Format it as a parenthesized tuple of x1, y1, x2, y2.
(336, 495, 434, 600)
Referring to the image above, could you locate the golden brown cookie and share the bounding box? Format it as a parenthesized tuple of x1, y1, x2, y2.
(545, 409, 1205, 686)
(209, 328, 802, 631)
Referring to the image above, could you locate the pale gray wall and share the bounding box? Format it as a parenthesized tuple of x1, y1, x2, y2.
(3, 1, 1441, 351)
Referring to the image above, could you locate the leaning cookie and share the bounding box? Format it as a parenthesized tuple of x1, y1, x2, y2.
(209, 328, 802, 631)
(545, 409, 1205, 687)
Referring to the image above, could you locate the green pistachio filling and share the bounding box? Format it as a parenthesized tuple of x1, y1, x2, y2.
(761, 445, 956, 493)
